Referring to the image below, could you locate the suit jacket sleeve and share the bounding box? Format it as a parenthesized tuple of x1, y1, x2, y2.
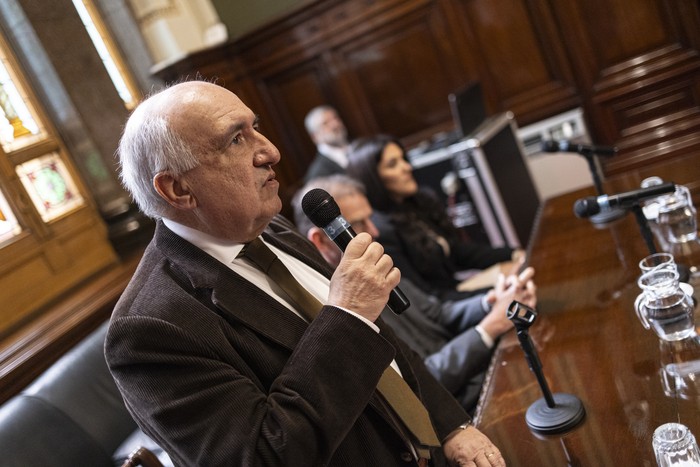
(451, 240, 514, 271)
(107, 303, 397, 467)
(376, 319, 471, 438)
(106, 220, 468, 467)
(423, 328, 492, 396)
(371, 212, 437, 295)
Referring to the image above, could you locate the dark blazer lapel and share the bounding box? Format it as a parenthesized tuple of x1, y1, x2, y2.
(264, 218, 429, 410)
(210, 274, 309, 350)
(155, 220, 416, 439)
(154, 221, 308, 351)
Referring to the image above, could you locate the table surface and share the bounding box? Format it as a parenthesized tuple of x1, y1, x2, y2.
(472, 153, 700, 466)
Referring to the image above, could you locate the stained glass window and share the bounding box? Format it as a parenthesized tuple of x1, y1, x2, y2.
(16, 153, 85, 222)
(0, 49, 45, 152)
(0, 188, 20, 244)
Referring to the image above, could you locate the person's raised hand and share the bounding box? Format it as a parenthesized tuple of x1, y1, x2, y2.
(480, 267, 537, 340)
(327, 232, 400, 321)
(508, 267, 537, 309)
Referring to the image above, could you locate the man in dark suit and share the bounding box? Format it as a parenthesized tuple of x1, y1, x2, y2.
(106, 81, 506, 466)
(292, 175, 537, 413)
(303, 105, 351, 181)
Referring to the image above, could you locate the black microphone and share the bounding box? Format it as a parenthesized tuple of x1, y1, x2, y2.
(301, 188, 410, 315)
(542, 140, 617, 156)
(573, 182, 676, 218)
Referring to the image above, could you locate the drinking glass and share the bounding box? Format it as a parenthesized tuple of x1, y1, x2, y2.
(635, 268, 695, 340)
(640, 253, 677, 274)
(659, 336, 700, 401)
(652, 423, 700, 466)
(657, 185, 698, 244)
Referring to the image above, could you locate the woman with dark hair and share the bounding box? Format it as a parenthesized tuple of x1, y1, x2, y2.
(346, 134, 522, 300)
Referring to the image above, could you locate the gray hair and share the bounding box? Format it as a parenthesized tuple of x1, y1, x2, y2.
(304, 105, 336, 136)
(118, 87, 201, 219)
(292, 174, 366, 236)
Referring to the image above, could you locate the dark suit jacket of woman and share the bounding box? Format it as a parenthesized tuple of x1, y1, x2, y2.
(105, 217, 468, 466)
(371, 198, 513, 301)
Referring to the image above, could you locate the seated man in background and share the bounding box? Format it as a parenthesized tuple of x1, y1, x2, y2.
(303, 105, 352, 181)
(292, 174, 537, 412)
(106, 80, 507, 467)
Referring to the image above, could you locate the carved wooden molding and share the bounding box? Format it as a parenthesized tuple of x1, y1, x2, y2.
(0, 252, 141, 404)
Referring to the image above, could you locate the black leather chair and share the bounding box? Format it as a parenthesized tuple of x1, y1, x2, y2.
(0, 321, 172, 467)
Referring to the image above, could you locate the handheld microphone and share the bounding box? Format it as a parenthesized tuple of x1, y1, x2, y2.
(541, 140, 617, 156)
(574, 182, 676, 218)
(301, 188, 410, 314)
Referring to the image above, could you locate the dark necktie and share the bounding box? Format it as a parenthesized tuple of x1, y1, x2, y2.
(240, 237, 441, 456)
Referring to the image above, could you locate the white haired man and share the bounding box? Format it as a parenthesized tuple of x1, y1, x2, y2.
(106, 81, 507, 466)
(303, 105, 351, 181)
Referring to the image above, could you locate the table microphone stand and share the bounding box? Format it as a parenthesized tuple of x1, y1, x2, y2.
(508, 301, 586, 434)
(631, 203, 658, 256)
(630, 203, 691, 283)
(582, 152, 626, 224)
(583, 152, 605, 198)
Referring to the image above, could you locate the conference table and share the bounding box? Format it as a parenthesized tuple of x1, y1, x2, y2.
(472, 153, 700, 466)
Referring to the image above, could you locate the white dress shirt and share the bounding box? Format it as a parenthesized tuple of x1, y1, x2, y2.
(162, 218, 385, 333)
(317, 142, 349, 168)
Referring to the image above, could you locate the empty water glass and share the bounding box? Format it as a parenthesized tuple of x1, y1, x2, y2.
(659, 337, 700, 401)
(652, 423, 700, 466)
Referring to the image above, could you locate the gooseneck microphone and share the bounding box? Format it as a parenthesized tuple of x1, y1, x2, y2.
(573, 182, 676, 218)
(301, 188, 410, 315)
(542, 140, 617, 156)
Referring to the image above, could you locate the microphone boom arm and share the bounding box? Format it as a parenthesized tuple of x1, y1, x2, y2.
(583, 153, 605, 195)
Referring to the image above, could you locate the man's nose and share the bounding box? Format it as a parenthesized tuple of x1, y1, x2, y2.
(255, 134, 281, 166)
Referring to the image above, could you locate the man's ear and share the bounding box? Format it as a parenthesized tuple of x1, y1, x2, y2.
(153, 172, 197, 210)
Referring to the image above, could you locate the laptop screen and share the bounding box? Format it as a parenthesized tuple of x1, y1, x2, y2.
(448, 82, 488, 138)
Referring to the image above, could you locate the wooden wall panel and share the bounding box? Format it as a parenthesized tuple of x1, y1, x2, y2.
(452, 0, 580, 124)
(155, 0, 700, 185)
(261, 62, 331, 173)
(334, 2, 473, 141)
(549, 0, 700, 173)
(258, 60, 338, 214)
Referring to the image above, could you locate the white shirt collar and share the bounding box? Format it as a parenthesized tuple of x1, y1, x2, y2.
(162, 217, 244, 266)
(317, 143, 349, 168)
(161, 218, 383, 341)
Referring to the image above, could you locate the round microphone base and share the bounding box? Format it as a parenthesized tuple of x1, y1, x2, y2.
(589, 207, 628, 225)
(525, 393, 586, 435)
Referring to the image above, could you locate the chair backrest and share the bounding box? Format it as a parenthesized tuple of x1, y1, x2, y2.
(0, 321, 138, 467)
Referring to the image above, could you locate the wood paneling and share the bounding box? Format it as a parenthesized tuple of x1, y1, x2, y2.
(452, 0, 579, 123)
(332, 1, 470, 139)
(548, 0, 700, 173)
(155, 0, 700, 191)
(0, 209, 117, 336)
(0, 250, 142, 404)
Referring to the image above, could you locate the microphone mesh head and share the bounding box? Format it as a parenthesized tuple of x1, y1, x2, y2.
(302, 188, 341, 227)
(573, 197, 600, 218)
